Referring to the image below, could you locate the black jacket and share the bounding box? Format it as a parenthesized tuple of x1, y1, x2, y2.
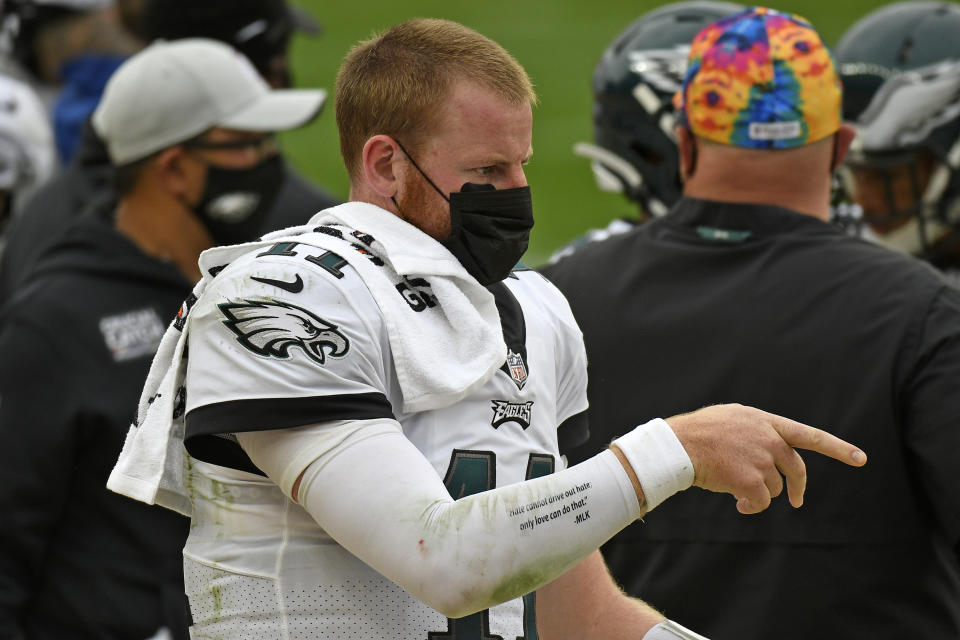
(0, 201, 192, 639)
(542, 197, 960, 640)
(0, 121, 341, 304)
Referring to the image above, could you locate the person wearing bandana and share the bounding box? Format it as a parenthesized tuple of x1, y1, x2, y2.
(0, 38, 324, 639)
(105, 19, 866, 640)
(543, 8, 960, 639)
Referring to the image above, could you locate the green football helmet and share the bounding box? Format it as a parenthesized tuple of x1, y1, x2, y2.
(578, 1, 743, 218)
(834, 2, 960, 264)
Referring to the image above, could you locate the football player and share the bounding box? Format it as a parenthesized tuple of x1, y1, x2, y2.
(834, 1, 960, 278)
(549, 1, 743, 262)
(108, 18, 866, 640)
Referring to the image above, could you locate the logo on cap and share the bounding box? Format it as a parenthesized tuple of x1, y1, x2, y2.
(674, 7, 842, 149)
(207, 192, 261, 221)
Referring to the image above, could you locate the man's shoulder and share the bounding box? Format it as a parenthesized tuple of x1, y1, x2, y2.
(505, 268, 566, 310)
(195, 241, 386, 345)
(546, 217, 642, 264)
(503, 268, 584, 340)
(822, 233, 953, 290)
(6, 207, 183, 306)
(539, 220, 652, 290)
(206, 240, 373, 298)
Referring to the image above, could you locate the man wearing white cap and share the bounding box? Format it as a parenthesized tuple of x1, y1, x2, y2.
(0, 38, 323, 639)
(91, 37, 325, 274)
(0, 0, 339, 305)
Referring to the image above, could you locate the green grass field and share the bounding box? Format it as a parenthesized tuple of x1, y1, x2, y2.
(282, 0, 902, 266)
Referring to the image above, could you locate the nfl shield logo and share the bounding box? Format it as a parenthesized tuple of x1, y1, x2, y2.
(507, 350, 528, 390)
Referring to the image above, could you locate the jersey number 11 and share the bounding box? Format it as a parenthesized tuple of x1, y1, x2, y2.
(429, 449, 555, 640)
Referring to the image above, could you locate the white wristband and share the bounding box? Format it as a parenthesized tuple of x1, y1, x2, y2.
(611, 418, 694, 511)
(643, 619, 711, 640)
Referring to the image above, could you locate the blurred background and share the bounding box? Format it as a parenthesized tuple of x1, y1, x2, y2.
(283, 0, 903, 265)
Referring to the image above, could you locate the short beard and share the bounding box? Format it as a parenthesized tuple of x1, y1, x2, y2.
(395, 165, 452, 241)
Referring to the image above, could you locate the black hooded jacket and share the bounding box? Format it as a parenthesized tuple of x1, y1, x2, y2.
(0, 201, 192, 639)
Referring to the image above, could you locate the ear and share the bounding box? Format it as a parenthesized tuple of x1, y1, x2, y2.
(361, 135, 402, 199)
(831, 123, 857, 171)
(153, 146, 199, 200)
(675, 127, 697, 182)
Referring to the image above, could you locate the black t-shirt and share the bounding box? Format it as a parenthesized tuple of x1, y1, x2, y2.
(541, 197, 960, 640)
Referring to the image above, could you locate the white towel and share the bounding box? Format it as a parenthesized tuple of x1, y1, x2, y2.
(108, 202, 506, 514)
(307, 202, 506, 412)
(107, 278, 201, 516)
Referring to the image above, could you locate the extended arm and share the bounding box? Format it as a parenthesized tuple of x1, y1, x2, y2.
(240, 405, 865, 618)
(240, 419, 642, 618)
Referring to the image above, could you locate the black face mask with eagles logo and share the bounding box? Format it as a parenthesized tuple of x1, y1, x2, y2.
(190, 153, 285, 246)
(394, 141, 535, 286)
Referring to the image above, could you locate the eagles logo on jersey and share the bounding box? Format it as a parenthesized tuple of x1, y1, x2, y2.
(491, 400, 534, 429)
(219, 299, 350, 365)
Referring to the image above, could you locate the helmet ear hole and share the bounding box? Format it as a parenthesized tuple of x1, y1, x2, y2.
(586, 1, 745, 215)
(632, 144, 665, 167)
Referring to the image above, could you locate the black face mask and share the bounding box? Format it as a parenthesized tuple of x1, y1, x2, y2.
(192, 153, 285, 246)
(445, 183, 534, 285)
(394, 141, 534, 285)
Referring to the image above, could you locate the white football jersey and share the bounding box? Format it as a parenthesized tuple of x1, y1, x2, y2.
(180, 237, 588, 639)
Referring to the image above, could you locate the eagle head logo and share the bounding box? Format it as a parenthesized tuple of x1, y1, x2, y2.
(219, 299, 349, 365)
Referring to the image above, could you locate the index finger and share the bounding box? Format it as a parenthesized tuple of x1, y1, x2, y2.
(767, 413, 867, 467)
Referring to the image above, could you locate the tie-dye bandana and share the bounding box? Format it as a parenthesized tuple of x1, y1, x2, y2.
(674, 6, 842, 149)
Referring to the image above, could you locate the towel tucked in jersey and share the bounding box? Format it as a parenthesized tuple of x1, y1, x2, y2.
(107, 201, 507, 515)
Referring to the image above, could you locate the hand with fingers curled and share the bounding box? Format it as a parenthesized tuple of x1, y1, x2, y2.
(610, 403, 867, 516)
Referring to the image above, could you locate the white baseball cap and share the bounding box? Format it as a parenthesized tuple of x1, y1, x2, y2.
(92, 38, 326, 164)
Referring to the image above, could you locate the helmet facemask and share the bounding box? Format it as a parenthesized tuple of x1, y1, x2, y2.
(579, 1, 744, 219)
(835, 2, 960, 264)
(840, 60, 960, 259)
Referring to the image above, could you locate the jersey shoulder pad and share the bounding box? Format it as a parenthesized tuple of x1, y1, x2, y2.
(189, 244, 388, 376)
(505, 270, 581, 334)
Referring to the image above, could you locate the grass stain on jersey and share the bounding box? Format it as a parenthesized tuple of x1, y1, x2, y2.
(418, 491, 524, 541)
(211, 478, 234, 503)
(210, 582, 223, 623)
(184, 453, 199, 527)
